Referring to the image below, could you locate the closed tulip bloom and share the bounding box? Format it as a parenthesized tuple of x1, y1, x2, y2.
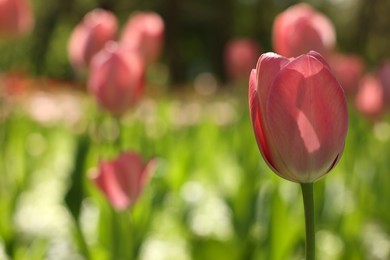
(249, 51, 348, 183)
(377, 61, 390, 106)
(68, 8, 118, 70)
(88, 41, 145, 115)
(0, 0, 34, 38)
(224, 38, 261, 82)
(328, 53, 364, 97)
(355, 74, 384, 119)
(92, 152, 156, 211)
(120, 12, 164, 64)
(273, 3, 335, 58)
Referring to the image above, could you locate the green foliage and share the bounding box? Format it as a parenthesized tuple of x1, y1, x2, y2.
(1, 90, 390, 259)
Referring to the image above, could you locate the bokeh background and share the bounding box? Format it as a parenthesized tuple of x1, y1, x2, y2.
(2, 0, 390, 259)
(2, 0, 390, 83)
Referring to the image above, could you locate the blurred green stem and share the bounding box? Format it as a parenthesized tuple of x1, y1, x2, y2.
(111, 209, 120, 260)
(113, 116, 122, 151)
(75, 219, 90, 260)
(111, 209, 136, 259)
(301, 183, 315, 260)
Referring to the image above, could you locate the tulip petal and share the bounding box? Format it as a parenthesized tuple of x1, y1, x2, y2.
(267, 54, 348, 182)
(254, 53, 304, 180)
(92, 151, 155, 210)
(88, 43, 145, 115)
(249, 69, 274, 171)
(68, 9, 117, 70)
(272, 3, 335, 57)
(250, 57, 299, 181)
(256, 52, 290, 108)
(307, 50, 332, 71)
(94, 162, 131, 210)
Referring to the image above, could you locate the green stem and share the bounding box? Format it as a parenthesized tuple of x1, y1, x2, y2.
(75, 219, 90, 260)
(111, 209, 135, 259)
(113, 116, 123, 150)
(301, 183, 315, 260)
(111, 208, 121, 260)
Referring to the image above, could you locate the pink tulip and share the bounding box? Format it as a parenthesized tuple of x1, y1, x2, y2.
(328, 53, 364, 97)
(224, 38, 260, 82)
(0, 0, 34, 37)
(377, 61, 390, 106)
(272, 3, 335, 58)
(355, 74, 384, 119)
(92, 152, 156, 211)
(249, 51, 348, 183)
(68, 9, 118, 70)
(120, 12, 164, 64)
(88, 41, 145, 115)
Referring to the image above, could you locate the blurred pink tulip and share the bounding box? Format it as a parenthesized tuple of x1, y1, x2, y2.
(92, 152, 156, 211)
(328, 53, 364, 97)
(224, 38, 260, 82)
(88, 41, 145, 115)
(249, 51, 348, 183)
(355, 74, 384, 119)
(68, 9, 118, 70)
(0, 0, 34, 37)
(120, 12, 164, 64)
(1, 71, 29, 96)
(377, 61, 390, 105)
(273, 3, 335, 58)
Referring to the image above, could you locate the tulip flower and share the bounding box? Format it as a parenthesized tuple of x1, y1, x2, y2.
(92, 152, 156, 211)
(273, 3, 335, 58)
(68, 8, 118, 70)
(355, 74, 384, 119)
(249, 51, 348, 183)
(0, 0, 34, 38)
(249, 51, 348, 260)
(88, 41, 145, 115)
(328, 53, 364, 97)
(120, 12, 164, 64)
(377, 61, 390, 106)
(224, 38, 261, 82)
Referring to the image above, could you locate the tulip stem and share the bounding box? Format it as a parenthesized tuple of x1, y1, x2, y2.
(301, 182, 315, 260)
(114, 116, 123, 150)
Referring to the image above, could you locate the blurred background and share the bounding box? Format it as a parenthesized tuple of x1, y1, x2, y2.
(2, 0, 390, 260)
(1, 0, 389, 84)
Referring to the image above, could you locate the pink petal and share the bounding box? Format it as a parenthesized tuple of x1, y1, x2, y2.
(88, 42, 145, 115)
(115, 152, 145, 204)
(120, 12, 165, 64)
(272, 3, 335, 57)
(94, 162, 131, 210)
(224, 38, 261, 81)
(355, 74, 384, 118)
(249, 69, 273, 170)
(68, 9, 118, 70)
(0, 0, 34, 37)
(250, 55, 298, 181)
(267, 54, 348, 182)
(255, 52, 289, 109)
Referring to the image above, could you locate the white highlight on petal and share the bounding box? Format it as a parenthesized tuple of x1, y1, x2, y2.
(297, 110, 320, 153)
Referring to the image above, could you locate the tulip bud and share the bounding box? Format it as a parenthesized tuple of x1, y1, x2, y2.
(328, 53, 364, 97)
(92, 152, 156, 211)
(88, 41, 145, 115)
(249, 51, 348, 183)
(224, 38, 261, 82)
(120, 12, 164, 64)
(377, 61, 390, 107)
(0, 0, 34, 38)
(355, 74, 384, 119)
(68, 8, 118, 70)
(273, 3, 335, 58)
